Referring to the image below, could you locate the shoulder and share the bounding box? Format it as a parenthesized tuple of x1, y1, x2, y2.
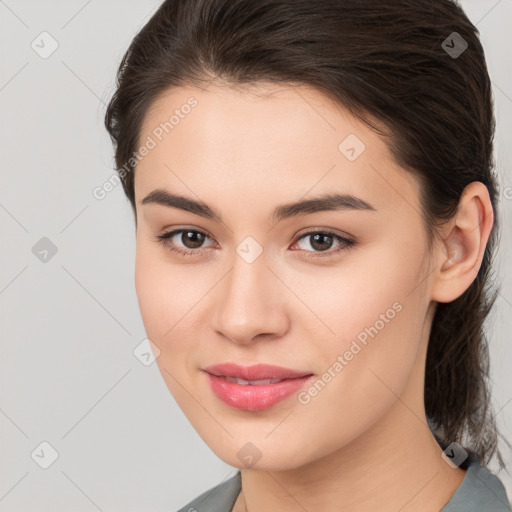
(176, 471, 242, 512)
(441, 452, 511, 511)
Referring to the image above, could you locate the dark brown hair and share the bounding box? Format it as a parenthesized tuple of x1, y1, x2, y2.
(104, 0, 510, 470)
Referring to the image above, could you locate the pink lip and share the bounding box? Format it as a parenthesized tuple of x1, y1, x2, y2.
(202, 363, 315, 411)
(203, 362, 312, 380)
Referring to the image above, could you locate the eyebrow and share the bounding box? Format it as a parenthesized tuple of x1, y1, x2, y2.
(140, 188, 376, 224)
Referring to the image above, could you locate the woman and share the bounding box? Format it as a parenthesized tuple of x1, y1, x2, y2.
(104, 0, 511, 510)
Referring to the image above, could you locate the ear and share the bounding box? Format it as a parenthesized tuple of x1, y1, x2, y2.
(431, 181, 494, 304)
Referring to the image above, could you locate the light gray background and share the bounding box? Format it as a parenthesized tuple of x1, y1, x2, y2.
(1, 1, 511, 510)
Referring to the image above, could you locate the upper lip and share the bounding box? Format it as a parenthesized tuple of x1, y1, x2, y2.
(203, 363, 314, 380)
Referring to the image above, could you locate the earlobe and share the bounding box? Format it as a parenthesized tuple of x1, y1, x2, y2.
(431, 182, 494, 303)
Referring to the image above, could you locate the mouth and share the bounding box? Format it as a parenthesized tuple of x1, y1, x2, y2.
(215, 376, 293, 385)
(201, 363, 315, 411)
(203, 362, 313, 381)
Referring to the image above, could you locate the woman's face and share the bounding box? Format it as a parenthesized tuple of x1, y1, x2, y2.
(133, 82, 436, 470)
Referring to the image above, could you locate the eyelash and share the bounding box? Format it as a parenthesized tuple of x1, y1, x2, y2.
(154, 227, 356, 260)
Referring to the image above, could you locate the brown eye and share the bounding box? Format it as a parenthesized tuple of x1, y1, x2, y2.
(292, 230, 356, 259)
(179, 230, 207, 249)
(305, 233, 335, 251)
(154, 227, 356, 259)
(154, 228, 215, 256)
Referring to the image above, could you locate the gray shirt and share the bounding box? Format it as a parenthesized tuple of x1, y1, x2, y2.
(177, 453, 511, 511)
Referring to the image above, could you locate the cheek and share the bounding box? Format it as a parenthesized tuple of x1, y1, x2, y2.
(293, 242, 427, 397)
(134, 243, 177, 344)
(134, 243, 211, 348)
(134, 248, 192, 397)
(135, 245, 157, 327)
(293, 241, 424, 340)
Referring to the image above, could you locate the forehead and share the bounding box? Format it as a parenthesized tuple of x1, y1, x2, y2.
(134, 82, 421, 218)
(138, 80, 371, 157)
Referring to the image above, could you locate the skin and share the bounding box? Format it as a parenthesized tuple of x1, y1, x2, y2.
(133, 81, 493, 511)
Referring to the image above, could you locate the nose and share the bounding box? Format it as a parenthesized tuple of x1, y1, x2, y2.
(210, 248, 290, 346)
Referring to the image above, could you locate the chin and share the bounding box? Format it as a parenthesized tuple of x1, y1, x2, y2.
(205, 436, 315, 472)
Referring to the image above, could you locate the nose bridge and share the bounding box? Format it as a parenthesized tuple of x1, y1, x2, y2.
(213, 238, 286, 343)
